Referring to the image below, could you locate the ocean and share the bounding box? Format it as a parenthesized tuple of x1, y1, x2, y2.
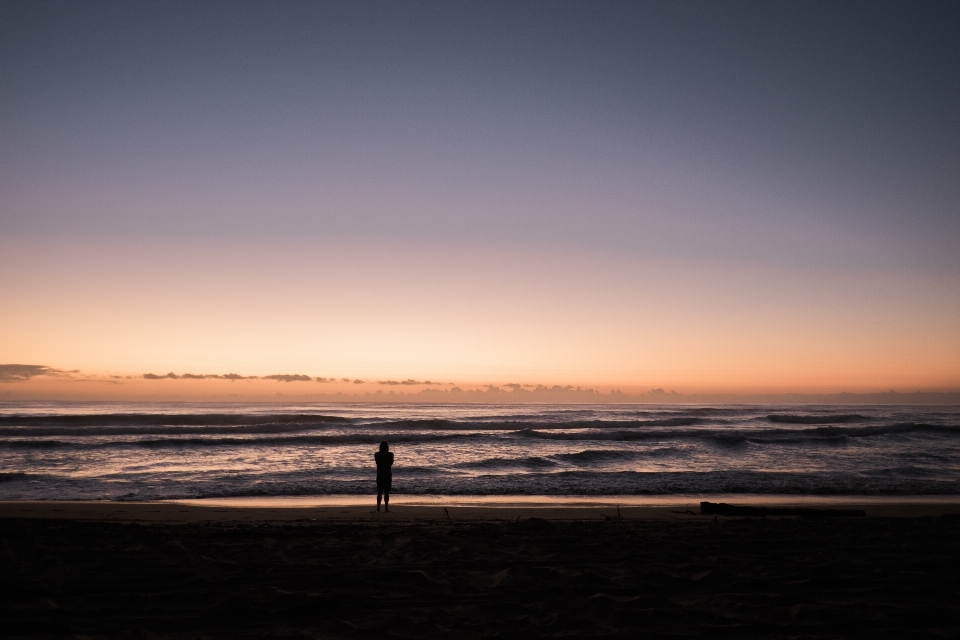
(1, 402, 958, 501)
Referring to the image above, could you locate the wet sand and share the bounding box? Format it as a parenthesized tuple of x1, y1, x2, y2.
(2, 500, 960, 638)
(3, 496, 960, 522)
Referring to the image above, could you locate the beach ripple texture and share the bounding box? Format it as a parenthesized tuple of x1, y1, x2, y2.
(0, 403, 958, 500)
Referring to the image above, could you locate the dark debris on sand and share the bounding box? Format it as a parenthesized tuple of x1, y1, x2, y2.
(2, 516, 959, 638)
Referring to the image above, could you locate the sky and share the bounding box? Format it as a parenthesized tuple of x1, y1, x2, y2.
(2, 1, 959, 397)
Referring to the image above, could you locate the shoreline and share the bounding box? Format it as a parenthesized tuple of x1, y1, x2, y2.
(170, 492, 960, 507)
(3, 494, 959, 523)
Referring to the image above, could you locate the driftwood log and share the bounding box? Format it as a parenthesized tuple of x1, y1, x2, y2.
(700, 501, 866, 518)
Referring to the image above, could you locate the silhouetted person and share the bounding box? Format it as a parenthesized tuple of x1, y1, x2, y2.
(375, 441, 394, 512)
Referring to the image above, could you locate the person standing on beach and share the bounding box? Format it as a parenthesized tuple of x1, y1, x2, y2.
(375, 441, 394, 512)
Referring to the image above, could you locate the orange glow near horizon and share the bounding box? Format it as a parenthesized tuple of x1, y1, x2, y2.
(2, 237, 959, 398)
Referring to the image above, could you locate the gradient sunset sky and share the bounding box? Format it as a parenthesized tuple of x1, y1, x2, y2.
(2, 1, 959, 396)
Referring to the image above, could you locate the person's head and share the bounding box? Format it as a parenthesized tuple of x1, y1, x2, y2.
(379, 441, 389, 452)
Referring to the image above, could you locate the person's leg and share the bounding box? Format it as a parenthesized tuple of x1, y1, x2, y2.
(384, 490, 389, 512)
(377, 487, 383, 512)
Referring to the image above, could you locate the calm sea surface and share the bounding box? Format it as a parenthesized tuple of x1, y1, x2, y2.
(0, 402, 958, 501)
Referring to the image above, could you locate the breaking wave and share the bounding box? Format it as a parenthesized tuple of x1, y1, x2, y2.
(767, 414, 868, 424)
(1, 421, 957, 451)
(1, 403, 958, 500)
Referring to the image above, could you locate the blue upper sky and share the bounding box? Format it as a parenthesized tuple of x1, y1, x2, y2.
(2, 1, 958, 270)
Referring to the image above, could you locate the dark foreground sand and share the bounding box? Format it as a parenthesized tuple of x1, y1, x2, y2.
(2, 501, 959, 638)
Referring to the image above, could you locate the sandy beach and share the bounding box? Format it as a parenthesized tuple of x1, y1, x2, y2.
(2, 499, 959, 638)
